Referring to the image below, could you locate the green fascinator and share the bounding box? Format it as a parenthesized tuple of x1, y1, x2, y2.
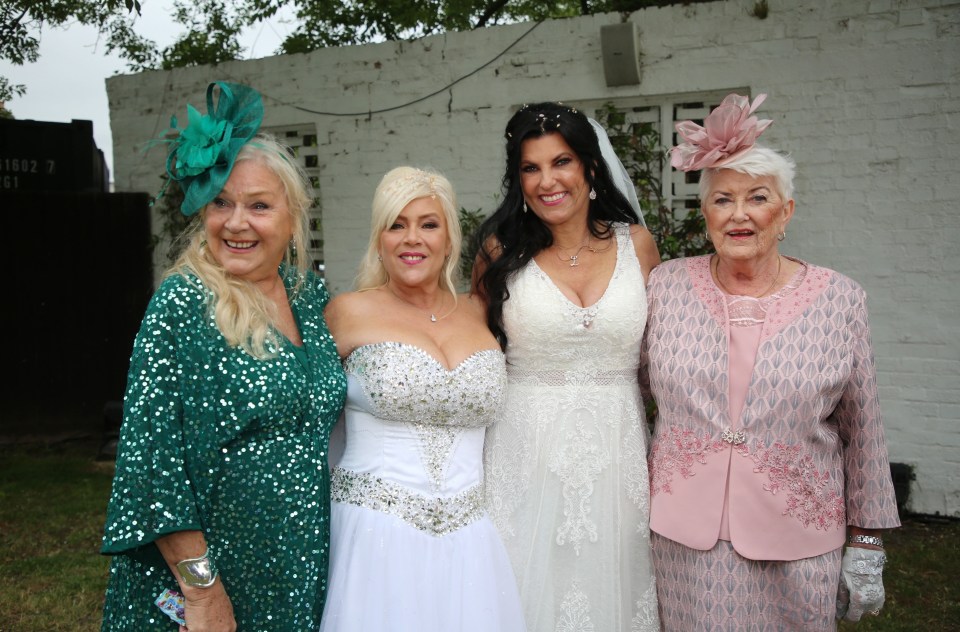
(160, 81, 264, 216)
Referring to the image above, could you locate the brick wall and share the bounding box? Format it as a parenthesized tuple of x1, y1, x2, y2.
(107, 0, 960, 516)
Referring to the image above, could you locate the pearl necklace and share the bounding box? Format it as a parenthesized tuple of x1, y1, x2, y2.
(713, 255, 782, 298)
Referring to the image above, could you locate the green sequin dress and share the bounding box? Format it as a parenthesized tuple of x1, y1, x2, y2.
(101, 266, 347, 631)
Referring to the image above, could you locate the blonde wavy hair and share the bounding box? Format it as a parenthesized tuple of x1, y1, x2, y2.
(166, 134, 314, 359)
(355, 166, 461, 300)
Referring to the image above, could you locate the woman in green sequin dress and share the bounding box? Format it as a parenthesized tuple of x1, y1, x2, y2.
(100, 82, 347, 631)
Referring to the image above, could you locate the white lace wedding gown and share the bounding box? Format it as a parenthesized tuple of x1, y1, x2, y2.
(484, 223, 660, 631)
(321, 342, 526, 632)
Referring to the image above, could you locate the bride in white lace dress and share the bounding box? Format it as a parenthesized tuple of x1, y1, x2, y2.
(321, 167, 525, 631)
(474, 103, 661, 631)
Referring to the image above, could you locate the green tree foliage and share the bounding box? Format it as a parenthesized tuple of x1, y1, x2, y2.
(2, 0, 712, 100)
(0, 0, 143, 101)
(593, 102, 711, 261)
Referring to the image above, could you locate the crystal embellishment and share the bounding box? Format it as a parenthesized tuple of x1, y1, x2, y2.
(331, 468, 484, 536)
(721, 427, 747, 445)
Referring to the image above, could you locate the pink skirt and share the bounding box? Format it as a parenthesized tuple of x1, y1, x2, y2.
(652, 532, 841, 631)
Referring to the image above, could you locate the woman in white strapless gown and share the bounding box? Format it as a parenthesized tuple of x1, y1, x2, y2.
(474, 103, 661, 631)
(321, 167, 525, 632)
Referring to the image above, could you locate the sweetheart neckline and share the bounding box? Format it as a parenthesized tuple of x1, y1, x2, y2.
(345, 341, 503, 372)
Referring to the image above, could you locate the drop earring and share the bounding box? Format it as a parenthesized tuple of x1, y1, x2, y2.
(589, 188, 597, 200)
(522, 201, 528, 213)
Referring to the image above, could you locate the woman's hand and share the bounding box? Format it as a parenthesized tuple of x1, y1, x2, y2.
(835, 546, 887, 621)
(155, 530, 237, 631)
(179, 580, 236, 632)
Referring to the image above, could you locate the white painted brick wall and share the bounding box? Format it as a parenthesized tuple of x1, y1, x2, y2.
(107, 0, 960, 516)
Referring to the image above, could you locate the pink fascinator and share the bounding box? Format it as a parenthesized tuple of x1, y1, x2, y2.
(670, 93, 773, 172)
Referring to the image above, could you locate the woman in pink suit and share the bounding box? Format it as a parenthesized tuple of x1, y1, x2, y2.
(640, 93, 900, 631)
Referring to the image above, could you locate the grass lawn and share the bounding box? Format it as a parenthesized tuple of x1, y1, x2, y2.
(1, 437, 957, 631)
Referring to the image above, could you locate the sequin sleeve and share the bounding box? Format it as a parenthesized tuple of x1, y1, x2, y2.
(101, 276, 206, 555)
(310, 269, 332, 309)
(832, 283, 900, 529)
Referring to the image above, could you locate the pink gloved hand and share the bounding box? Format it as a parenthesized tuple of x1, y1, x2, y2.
(836, 546, 887, 621)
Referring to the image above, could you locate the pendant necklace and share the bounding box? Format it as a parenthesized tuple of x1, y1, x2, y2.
(386, 286, 452, 323)
(713, 255, 782, 298)
(554, 237, 591, 267)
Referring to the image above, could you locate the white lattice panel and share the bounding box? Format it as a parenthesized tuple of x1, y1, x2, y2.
(263, 124, 325, 275)
(573, 91, 736, 218)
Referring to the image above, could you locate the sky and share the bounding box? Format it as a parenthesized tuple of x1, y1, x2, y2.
(0, 2, 293, 181)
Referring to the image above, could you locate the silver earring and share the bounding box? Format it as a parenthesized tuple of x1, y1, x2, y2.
(589, 188, 597, 200)
(377, 253, 382, 262)
(522, 201, 528, 214)
(777, 231, 786, 242)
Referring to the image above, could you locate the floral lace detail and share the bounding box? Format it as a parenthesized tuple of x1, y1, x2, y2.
(745, 441, 846, 530)
(623, 419, 652, 534)
(651, 428, 845, 530)
(549, 415, 605, 554)
(487, 223, 659, 630)
(529, 229, 629, 331)
(649, 426, 726, 497)
(557, 583, 595, 632)
(630, 582, 660, 632)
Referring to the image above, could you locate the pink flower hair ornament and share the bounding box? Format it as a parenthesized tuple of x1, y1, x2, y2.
(670, 93, 773, 172)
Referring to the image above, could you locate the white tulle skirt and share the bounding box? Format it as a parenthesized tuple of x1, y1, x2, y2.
(320, 501, 527, 632)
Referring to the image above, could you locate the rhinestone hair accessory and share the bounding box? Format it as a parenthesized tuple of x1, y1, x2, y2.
(670, 93, 773, 172)
(154, 81, 264, 216)
(507, 102, 579, 138)
(380, 167, 440, 199)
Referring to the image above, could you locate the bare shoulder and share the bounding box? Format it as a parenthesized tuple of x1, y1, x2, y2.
(325, 291, 366, 320)
(629, 224, 661, 281)
(324, 290, 383, 354)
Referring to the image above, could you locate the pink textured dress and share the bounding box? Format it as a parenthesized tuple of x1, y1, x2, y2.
(640, 255, 899, 631)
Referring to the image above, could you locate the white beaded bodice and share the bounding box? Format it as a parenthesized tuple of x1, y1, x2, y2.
(344, 342, 506, 429)
(332, 342, 506, 536)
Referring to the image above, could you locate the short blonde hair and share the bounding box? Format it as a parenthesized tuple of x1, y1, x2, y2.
(355, 166, 461, 294)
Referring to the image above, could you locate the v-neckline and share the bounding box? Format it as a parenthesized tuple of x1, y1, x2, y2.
(529, 229, 622, 310)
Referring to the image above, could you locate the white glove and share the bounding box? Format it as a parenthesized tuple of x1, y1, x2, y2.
(836, 546, 887, 621)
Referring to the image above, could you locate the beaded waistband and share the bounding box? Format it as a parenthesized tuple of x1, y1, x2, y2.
(506, 366, 638, 386)
(330, 467, 484, 537)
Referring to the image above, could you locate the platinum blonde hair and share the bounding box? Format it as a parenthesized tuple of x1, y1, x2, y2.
(168, 133, 315, 359)
(355, 166, 461, 299)
(700, 145, 796, 202)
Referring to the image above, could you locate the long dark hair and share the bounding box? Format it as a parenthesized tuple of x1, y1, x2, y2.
(473, 102, 641, 349)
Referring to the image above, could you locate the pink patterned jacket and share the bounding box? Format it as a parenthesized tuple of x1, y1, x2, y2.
(640, 256, 900, 561)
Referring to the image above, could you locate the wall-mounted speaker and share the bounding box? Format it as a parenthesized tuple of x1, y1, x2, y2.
(600, 22, 642, 87)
